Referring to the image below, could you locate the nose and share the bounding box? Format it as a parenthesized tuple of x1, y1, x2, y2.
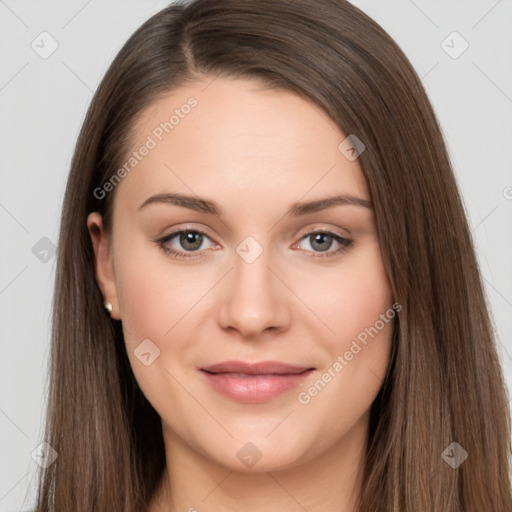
(216, 249, 292, 340)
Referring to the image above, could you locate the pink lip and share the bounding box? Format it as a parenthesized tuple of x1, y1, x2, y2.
(199, 360, 315, 403)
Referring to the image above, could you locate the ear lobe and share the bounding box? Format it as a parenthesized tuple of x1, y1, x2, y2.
(87, 212, 121, 320)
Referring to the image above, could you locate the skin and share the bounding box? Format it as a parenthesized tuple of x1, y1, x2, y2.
(88, 76, 395, 512)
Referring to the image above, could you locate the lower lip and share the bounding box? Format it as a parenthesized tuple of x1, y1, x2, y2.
(200, 369, 314, 403)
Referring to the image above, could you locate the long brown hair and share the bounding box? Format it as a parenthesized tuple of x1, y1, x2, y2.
(36, 0, 512, 510)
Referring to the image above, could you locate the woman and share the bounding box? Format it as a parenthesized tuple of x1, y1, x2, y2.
(35, 0, 512, 510)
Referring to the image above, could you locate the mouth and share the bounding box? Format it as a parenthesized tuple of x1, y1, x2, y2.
(199, 361, 316, 403)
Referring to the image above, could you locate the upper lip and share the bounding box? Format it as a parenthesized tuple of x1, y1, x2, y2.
(200, 360, 314, 375)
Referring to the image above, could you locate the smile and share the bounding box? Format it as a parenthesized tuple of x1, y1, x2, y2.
(199, 361, 315, 403)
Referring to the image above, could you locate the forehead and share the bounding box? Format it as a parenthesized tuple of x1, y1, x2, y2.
(114, 76, 369, 216)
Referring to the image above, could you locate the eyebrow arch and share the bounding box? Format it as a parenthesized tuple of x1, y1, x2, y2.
(137, 192, 373, 216)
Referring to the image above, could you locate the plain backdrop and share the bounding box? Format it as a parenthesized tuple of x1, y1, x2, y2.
(1, 1, 511, 509)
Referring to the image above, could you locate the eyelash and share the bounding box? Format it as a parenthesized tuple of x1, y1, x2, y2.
(156, 227, 353, 260)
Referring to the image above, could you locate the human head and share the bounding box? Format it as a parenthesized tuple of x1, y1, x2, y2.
(37, 1, 511, 511)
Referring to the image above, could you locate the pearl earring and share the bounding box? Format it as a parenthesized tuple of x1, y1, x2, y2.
(103, 301, 113, 313)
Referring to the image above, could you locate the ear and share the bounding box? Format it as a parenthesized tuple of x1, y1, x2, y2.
(87, 212, 121, 320)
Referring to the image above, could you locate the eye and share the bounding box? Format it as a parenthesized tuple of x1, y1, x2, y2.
(293, 230, 353, 258)
(156, 229, 215, 260)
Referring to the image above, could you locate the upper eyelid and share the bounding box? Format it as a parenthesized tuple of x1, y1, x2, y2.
(295, 225, 351, 239)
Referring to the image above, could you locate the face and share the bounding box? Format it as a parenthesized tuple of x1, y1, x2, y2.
(88, 76, 395, 472)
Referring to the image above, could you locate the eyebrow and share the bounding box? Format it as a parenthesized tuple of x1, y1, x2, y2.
(138, 192, 373, 216)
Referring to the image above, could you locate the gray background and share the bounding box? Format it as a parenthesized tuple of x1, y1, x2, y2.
(1, 1, 511, 509)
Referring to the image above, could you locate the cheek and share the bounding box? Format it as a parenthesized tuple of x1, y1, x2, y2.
(337, 246, 394, 379)
(299, 243, 394, 410)
(114, 250, 193, 417)
(116, 264, 169, 345)
(294, 252, 395, 455)
(308, 242, 393, 345)
(112, 235, 213, 397)
(113, 233, 193, 342)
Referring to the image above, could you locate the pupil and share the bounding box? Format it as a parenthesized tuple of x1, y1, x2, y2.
(180, 231, 202, 251)
(311, 233, 332, 252)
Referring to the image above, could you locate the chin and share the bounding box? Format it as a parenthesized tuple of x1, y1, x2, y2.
(204, 434, 315, 473)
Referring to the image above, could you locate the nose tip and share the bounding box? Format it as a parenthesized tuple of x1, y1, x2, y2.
(216, 258, 291, 340)
(219, 290, 287, 340)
